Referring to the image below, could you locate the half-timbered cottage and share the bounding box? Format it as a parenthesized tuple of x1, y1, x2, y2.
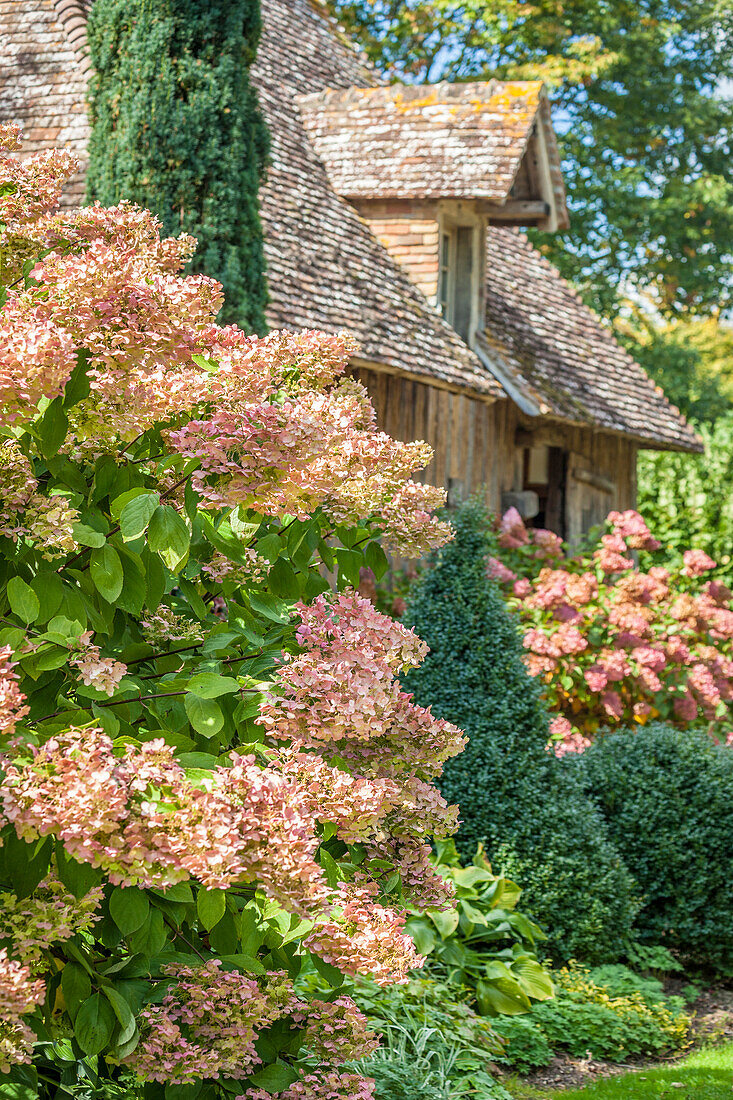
(1, 0, 702, 540)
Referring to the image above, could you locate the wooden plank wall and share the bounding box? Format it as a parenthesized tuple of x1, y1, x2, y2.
(351, 366, 638, 531)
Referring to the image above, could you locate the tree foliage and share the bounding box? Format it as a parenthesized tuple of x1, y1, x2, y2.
(638, 415, 733, 582)
(86, 0, 270, 333)
(328, 0, 733, 319)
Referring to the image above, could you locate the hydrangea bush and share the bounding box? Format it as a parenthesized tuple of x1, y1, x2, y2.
(0, 127, 466, 1099)
(488, 507, 733, 752)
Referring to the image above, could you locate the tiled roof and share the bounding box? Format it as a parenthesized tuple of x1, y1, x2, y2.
(253, 0, 504, 396)
(297, 80, 551, 202)
(482, 227, 703, 451)
(0, 0, 701, 448)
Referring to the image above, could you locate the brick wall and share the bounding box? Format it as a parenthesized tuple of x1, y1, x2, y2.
(355, 202, 440, 305)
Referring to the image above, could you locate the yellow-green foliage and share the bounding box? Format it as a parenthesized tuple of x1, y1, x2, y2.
(493, 963, 689, 1072)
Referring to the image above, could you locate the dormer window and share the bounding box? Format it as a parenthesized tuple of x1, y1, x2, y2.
(438, 217, 483, 345)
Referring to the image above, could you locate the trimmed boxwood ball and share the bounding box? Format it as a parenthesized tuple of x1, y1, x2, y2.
(403, 502, 637, 963)
(581, 723, 733, 968)
(87, 0, 270, 334)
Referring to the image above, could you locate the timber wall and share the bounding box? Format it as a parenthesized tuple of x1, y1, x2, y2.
(352, 365, 638, 539)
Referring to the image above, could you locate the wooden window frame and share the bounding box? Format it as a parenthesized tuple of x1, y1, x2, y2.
(436, 207, 485, 347)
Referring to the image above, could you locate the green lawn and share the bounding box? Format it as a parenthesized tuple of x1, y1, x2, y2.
(508, 1043, 733, 1100)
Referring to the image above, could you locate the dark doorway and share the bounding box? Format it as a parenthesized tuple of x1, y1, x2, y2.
(523, 444, 567, 538)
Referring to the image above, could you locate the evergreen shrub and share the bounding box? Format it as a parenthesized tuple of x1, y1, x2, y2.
(582, 723, 733, 968)
(403, 503, 637, 962)
(87, 0, 270, 332)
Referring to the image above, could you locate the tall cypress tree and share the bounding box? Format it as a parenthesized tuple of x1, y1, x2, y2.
(86, 0, 269, 333)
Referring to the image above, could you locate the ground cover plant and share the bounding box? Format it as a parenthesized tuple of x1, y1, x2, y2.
(0, 127, 466, 1098)
(488, 507, 733, 752)
(492, 963, 689, 1073)
(352, 975, 512, 1099)
(403, 503, 637, 963)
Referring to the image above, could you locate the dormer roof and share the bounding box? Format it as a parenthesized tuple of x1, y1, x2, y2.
(297, 80, 569, 230)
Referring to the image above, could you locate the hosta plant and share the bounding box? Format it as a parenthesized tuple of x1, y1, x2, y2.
(488, 507, 733, 752)
(404, 841, 554, 1017)
(0, 126, 465, 1100)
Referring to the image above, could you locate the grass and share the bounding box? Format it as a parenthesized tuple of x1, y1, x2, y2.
(507, 1042, 733, 1100)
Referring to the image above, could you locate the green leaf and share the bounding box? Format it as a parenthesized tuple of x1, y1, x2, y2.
(110, 487, 153, 519)
(405, 916, 437, 955)
(7, 577, 40, 623)
(103, 984, 137, 1044)
(247, 591, 291, 623)
(197, 888, 226, 931)
(187, 672, 240, 699)
(219, 954, 266, 976)
(429, 907, 461, 939)
(317, 848, 340, 889)
(246, 1063, 299, 1094)
(0, 1073, 38, 1099)
(148, 505, 191, 571)
(0, 833, 52, 898)
(109, 887, 150, 935)
(72, 522, 106, 548)
(149, 883, 194, 904)
(38, 397, 68, 457)
(55, 843, 103, 899)
(311, 954, 344, 988)
(184, 693, 224, 736)
(511, 956, 554, 1001)
(475, 972, 532, 1017)
(336, 547, 363, 587)
(74, 992, 116, 1055)
(119, 493, 160, 541)
(267, 558, 301, 599)
(116, 548, 147, 615)
(61, 963, 91, 1020)
(365, 541, 389, 581)
(209, 909, 239, 954)
(165, 1085, 203, 1100)
(63, 349, 91, 407)
(30, 572, 64, 622)
(90, 544, 124, 603)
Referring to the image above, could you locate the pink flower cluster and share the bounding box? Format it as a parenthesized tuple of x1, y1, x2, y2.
(140, 606, 205, 645)
(490, 508, 733, 745)
(0, 647, 29, 741)
(305, 882, 424, 985)
(1, 130, 450, 558)
(0, 730, 324, 903)
(0, 440, 78, 558)
(0, 874, 103, 969)
(126, 963, 378, 1093)
(70, 632, 127, 696)
(259, 592, 463, 906)
(293, 997, 379, 1063)
(126, 962, 294, 1084)
(0, 947, 44, 1073)
(201, 548, 270, 586)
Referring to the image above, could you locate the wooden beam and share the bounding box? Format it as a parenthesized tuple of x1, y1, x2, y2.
(570, 466, 616, 494)
(484, 199, 550, 224)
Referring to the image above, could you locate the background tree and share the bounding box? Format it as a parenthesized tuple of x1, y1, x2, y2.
(328, 0, 733, 321)
(86, 0, 270, 333)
